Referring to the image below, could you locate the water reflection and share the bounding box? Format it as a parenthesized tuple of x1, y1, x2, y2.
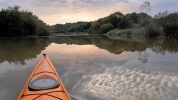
(52, 35, 178, 60)
(68, 66, 178, 100)
(0, 38, 50, 65)
(50, 36, 178, 100)
(137, 51, 149, 63)
(0, 36, 178, 100)
(0, 36, 177, 65)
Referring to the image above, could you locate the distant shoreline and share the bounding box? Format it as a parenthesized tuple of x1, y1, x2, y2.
(52, 33, 90, 36)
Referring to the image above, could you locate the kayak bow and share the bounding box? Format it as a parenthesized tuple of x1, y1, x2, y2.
(17, 54, 71, 100)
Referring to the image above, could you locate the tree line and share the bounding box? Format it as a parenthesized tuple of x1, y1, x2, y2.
(50, 21, 91, 33)
(89, 10, 178, 38)
(1, 4, 177, 38)
(0, 5, 50, 37)
(51, 1, 177, 38)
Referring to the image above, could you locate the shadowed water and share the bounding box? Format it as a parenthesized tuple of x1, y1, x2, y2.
(0, 36, 178, 100)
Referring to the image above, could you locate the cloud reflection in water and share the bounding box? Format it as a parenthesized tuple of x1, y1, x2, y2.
(70, 66, 178, 100)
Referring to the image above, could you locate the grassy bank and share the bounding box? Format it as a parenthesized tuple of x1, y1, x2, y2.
(106, 24, 164, 38)
(105, 13, 178, 38)
(88, 11, 178, 38)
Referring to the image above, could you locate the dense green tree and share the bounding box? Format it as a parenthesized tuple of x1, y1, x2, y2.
(0, 5, 50, 37)
(50, 22, 91, 33)
(126, 12, 139, 23)
(154, 12, 178, 38)
(89, 12, 131, 34)
(97, 12, 124, 28)
(162, 13, 178, 38)
(100, 23, 114, 34)
(67, 22, 91, 32)
(89, 21, 102, 34)
(92, 21, 101, 30)
(119, 17, 131, 29)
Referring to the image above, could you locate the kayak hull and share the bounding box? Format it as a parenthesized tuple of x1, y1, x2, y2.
(17, 54, 71, 100)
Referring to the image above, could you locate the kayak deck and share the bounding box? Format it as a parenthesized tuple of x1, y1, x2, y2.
(17, 54, 71, 100)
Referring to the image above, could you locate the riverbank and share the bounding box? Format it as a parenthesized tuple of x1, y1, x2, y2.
(106, 26, 164, 38)
(51, 32, 90, 36)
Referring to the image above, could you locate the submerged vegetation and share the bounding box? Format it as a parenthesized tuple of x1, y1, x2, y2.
(0, 5, 50, 37)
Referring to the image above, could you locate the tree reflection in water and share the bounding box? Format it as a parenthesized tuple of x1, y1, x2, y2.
(0, 36, 177, 65)
(52, 35, 178, 63)
(0, 36, 178, 100)
(137, 51, 149, 63)
(0, 38, 50, 65)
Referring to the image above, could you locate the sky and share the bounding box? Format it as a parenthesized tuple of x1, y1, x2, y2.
(0, 0, 177, 25)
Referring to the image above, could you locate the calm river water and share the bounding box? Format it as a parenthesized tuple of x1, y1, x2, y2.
(0, 35, 178, 100)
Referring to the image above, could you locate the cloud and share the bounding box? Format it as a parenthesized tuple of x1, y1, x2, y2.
(0, 0, 177, 25)
(0, 0, 133, 25)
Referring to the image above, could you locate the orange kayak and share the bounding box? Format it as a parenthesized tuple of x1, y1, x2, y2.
(17, 54, 71, 100)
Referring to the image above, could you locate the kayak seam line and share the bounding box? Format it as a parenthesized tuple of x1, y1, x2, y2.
(32, 59, 46, 76)
(46, 60, 56, 73)
(33, 71, 56, 77)
(21, 90, 65, 98)
(32, 91, 65, 100)
(33, 94, 63, 100)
